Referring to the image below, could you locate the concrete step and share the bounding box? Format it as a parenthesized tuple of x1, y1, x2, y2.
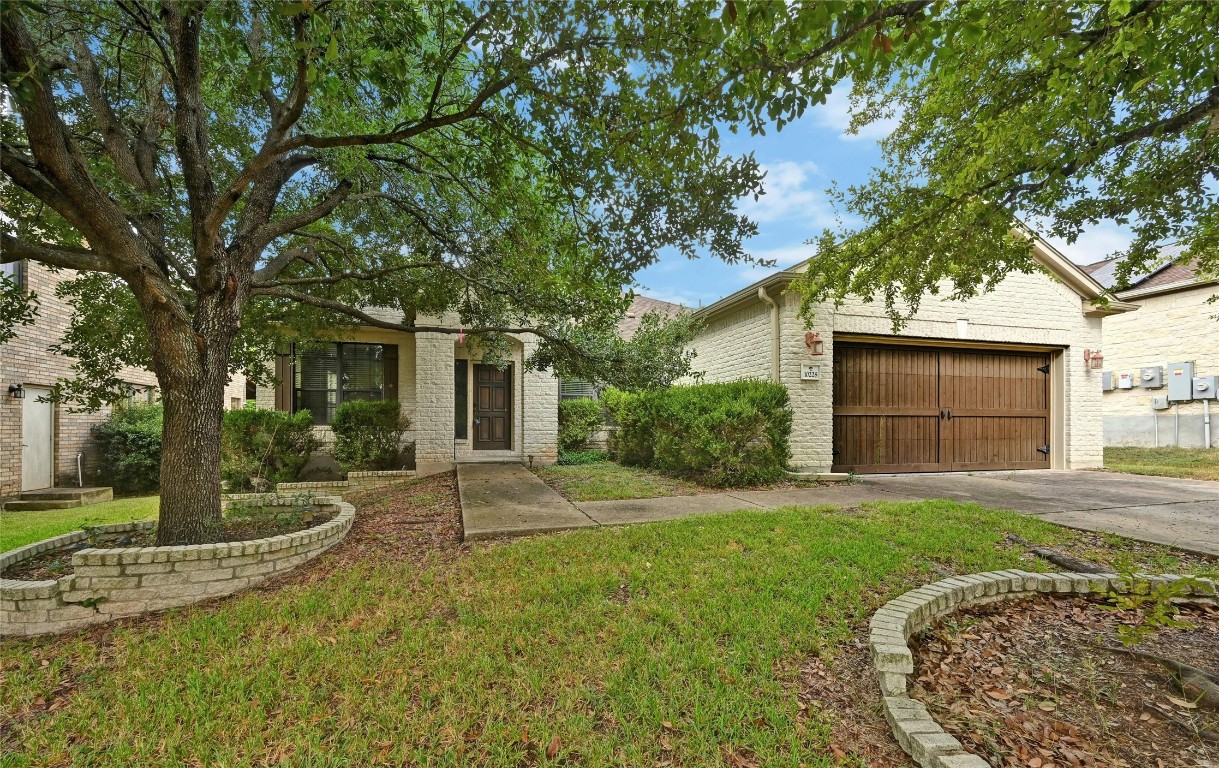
(19, 487, 113, 505)
(4, 499, 87, 511)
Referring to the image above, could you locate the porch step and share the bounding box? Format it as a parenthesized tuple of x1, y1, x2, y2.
(4, 499, 89, 511)
(3, 487, 113, 511)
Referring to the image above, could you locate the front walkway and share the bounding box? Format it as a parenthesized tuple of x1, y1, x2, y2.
(457, 463, 596, 540)
(458, 465, 1219, 556)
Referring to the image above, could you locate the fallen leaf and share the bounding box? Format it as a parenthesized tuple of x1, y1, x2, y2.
(1166, 696, 1197, 710)
(546, 736, 560, 759)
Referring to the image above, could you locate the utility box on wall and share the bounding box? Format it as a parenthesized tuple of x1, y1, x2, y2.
(1167, 361, 1195, 401)
(1139, 367, 1164, 389)
(1101, 371, 1115, 391)
(1152, 395, 1170, 410)
(1116, 372, 1135, 389)
(1195, 376, 1218, 400)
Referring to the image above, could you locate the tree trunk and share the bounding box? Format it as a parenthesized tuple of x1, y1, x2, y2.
(143, 280, 241, 546)
(155, 362, 229, 545)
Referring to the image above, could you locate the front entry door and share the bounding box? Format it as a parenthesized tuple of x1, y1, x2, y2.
(473, 364, 512, 450)
(21, 385, 54, 490)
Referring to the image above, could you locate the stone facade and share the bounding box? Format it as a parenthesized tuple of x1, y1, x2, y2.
(1, 261, 246, 499)
(1098, 283, 1218, 448)
(1, 497, 354, 637)
(688, 263, 1110, 472)
(258, 313, 560, 470)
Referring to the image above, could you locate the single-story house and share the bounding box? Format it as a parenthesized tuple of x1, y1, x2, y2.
(255, 309, 560, 475)
(0, 259, 247, 499)
(1081, 253, 1217, 448)
(687, 236, 1138, 474)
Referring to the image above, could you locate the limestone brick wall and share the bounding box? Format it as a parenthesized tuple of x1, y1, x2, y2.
(686, 301, 773, 383)
(1097, 284, 1218, 448)
(521, 333, 560, 465)
(1, 498, 353, 637)
(1, 261, 245, 497)
(689, 268, 1106, 472)
(827, 269, 1106, 470)
(414, 330, 457, 464)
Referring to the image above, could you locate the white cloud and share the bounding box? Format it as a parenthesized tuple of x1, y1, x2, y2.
(734, 243, 815, 286)
(738, 161, 841, 227)
(1042, 222, 1134, 265)
(815, 86, 900, 143)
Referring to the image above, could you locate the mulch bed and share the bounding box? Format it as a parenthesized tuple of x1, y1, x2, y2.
(793, 633, 918, 767)
(911, 595, 1219, 768)
(2, 506, 337, 582)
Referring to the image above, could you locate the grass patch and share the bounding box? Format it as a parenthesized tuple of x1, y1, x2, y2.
(534, 460, 705, 501)
(3, 497, 1210, 767)
(1103, 446, 1219, 481)
(0, 496, 159, 552)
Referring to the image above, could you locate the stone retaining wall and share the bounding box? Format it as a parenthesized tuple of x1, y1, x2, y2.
(869, 570, 1218, 768)
(272, 469, 415, 497)
(1, 498, 354, 637)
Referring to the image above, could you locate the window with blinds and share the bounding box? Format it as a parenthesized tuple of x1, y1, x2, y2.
(293, 343, 390, 425)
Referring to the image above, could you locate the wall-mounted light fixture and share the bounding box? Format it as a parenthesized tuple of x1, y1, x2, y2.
(805, 331, 824, 356)
(1083, 349, 1104, 371)
(8, 383, 26, 399)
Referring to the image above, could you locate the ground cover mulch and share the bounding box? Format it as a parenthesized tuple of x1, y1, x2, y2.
(911, 596, 1219, 768)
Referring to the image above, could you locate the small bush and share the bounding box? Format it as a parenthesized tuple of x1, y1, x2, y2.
(331, 399, 411, 472)
(221, 408, 319, 492)
(558, 398, 604, 451)
(604, 380, 792, 487)
(92, 403, 163, 493)
(558, 449, 609, 465)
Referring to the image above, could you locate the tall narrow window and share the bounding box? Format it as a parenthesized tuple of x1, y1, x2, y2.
(454, 359, 469, 439)
(294, 344, 340, 425)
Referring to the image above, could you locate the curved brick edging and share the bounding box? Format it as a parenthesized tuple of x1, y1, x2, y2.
(869, 570, 1219, 768)
(1, 497, 354, 637)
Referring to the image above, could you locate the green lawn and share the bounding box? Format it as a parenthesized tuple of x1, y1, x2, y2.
(534, 461, 706, 501)
(1, 496, 160, 552)
(1103, 446, 1219, 481)
(2, 497, 1209, 767)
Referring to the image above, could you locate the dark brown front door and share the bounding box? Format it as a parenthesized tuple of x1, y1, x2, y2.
(832, 343, 1051, 473)
(473, 364, 512, 450)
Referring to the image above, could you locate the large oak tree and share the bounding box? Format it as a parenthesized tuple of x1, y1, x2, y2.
(2, 0, 937, 544)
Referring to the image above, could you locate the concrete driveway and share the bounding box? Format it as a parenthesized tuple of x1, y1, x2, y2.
(460, 464, 1219, 556)
(860, 470, 1219, 555)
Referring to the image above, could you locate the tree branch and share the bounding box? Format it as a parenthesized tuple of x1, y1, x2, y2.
(2, 234, 117, 273)
(249, 179, 353, 254)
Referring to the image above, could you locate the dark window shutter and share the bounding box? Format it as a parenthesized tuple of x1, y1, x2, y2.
(274, 348, 294, 412)
(382, 344, 398, 402)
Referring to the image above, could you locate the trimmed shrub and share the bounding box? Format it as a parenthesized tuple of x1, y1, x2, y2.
(331, 399, 411, 472)
(92, 403, 163, 493)
(221, 408, 319, 492)
(557, 449, 608, 465)
(558, 398, 604, 451)
(604, 380, 791, 487)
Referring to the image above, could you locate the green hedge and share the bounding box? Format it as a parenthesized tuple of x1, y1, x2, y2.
(331, 399, 411, 472)
(92, 403, 164, 493)
(221, 408, 319, 492)
(558, 398, 604, 451)
(604, 380, 792, 487)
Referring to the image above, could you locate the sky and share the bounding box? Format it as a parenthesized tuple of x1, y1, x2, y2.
(632, 92, 1135, 309)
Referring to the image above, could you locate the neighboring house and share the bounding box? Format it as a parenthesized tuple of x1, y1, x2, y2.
(1081, 254, 1217, 448)
(686, 236, 1137, 474)
(0, 260, 247, 499)
(254, 310, 560, 474)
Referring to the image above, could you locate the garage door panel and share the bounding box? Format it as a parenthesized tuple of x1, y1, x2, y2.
(833, 415, 941, 472)
(947, 416, 1049, 469)
(832, 343, 1051, 473)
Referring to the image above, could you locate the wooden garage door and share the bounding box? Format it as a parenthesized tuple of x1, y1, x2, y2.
(832, 344, 1051, 473)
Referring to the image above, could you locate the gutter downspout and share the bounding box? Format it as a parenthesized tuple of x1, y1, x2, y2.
(757, 286, 780, 382)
